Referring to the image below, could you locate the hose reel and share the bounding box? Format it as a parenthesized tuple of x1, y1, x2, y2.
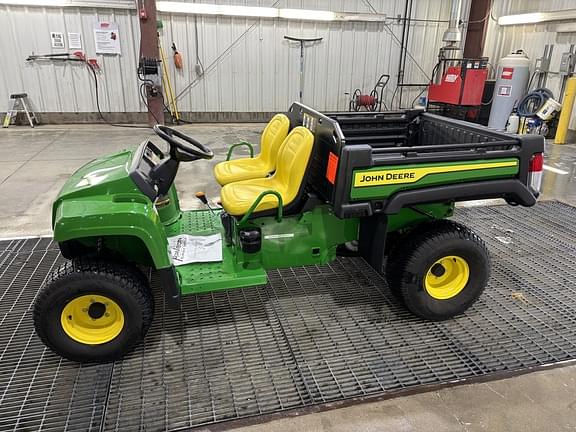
(349, 74, 390, 112)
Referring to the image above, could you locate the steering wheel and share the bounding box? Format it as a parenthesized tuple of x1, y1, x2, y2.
(153, 125, 214, 161)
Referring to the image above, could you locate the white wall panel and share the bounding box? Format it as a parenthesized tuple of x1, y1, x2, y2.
(0, 4, 143, 113)
(1, 0, 464, 114)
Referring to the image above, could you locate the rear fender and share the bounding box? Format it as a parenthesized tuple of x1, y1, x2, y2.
(53, 196, 171, 269)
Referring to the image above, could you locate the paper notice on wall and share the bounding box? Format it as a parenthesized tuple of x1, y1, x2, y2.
(50, 32, 65, 48)
(168, 234, 223, 265)
(68, 32, 82, 49)
(94, 22, 121, 55)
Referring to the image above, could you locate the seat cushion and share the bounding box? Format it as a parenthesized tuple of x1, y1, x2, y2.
(220, 126, 314, 217)
(213, 114, 290, 186)
(213, 158, 270, 186)
(220, 178, 286, 216)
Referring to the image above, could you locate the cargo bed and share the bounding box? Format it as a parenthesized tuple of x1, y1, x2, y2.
(286, 103, 544, 218)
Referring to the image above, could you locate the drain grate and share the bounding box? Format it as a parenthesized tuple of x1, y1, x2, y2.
(0, 238, 113, 432)
(1, 201, 576, 431)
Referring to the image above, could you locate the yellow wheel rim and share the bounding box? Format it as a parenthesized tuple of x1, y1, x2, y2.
(60, 295, 124, 345)
(424, 255, 470, 300)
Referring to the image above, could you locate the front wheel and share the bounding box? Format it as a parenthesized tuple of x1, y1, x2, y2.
(390, 220, 490, 320)
(33, 259, 154, 363)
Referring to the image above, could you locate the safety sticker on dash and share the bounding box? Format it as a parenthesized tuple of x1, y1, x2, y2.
(168, 233, 222, 265)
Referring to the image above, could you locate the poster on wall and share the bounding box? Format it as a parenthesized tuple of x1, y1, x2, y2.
(50, 32, 65, 49)
(68, 33, 82, 49)
(93, 22, 121, 55)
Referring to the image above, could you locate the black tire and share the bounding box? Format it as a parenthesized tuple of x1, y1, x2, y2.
(33, 258, 154, 363)
(389, 220, 490, 320)
(336, 241, 359, 257)
(385, 230, 411, 298)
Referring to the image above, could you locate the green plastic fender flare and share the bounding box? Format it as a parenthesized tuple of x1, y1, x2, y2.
(53, 196, 171, 269)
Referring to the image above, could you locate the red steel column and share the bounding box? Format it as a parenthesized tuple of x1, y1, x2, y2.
(463, 0, 491, 58)
(139, 0, 164, 125)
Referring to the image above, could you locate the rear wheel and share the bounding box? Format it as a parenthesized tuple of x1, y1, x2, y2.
(33, 259, 153, 363)
(388, 220, 490, 320)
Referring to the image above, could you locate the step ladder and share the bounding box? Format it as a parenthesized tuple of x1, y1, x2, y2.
(3, 93, 38, 128)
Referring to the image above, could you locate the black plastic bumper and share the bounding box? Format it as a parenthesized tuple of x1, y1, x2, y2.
(338, 179, 538, 217)
(383, 179, 537, 214)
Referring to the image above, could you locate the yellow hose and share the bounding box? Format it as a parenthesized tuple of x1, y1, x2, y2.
(158, 41, 180, 121)
(554, 77, 576, 144)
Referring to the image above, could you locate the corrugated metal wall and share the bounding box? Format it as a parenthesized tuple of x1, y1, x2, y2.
(484, 0, 576, 128)
(0, 0, 464, 114)
(0, 5, 141, 113)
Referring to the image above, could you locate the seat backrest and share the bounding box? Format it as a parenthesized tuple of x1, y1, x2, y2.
(258, 114, 290, 171)
(272, 126, 314, 203)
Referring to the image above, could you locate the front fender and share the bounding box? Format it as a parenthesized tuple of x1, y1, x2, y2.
(53, 194, 171, 269)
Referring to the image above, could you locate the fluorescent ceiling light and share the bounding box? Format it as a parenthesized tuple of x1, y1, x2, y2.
(157, 3, 277, 18)
(498, 13, 545, 26)
(498, 9, 576, 26)
(0, 0, 386, 21)
(0, 0, 135, 8)
(1, 0, 67, 5)
(278, 8, 335, 21)
(156, 1, 386, 23)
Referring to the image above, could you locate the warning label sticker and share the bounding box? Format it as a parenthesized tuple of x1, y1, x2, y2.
(498, 85, 512, 97)
(444, 74, 458, 83)
(501, 67, 514, 80)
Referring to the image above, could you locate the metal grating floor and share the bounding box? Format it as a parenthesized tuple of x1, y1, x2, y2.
(2, 201, 576, 431)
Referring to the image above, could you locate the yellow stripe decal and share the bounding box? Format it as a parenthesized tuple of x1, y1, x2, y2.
(353, 160, 519, 187)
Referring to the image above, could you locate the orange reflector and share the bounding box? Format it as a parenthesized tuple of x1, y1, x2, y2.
(326, 152, 339, 185)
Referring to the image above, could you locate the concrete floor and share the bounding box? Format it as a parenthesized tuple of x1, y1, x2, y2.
(1, 124, 576, 431)
(0, 123, 261, 236)
(228, 365, 576, 432)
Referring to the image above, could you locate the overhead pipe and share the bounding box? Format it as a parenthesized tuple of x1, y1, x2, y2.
(443, 0, 463, 46)
(433, 0, 463, 85)
(396, 0, 410, 109)
(397, 0, 414, 109)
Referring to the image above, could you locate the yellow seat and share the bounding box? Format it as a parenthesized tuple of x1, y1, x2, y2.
(213, 114, 290, 185)
(220, 127, 314, 216)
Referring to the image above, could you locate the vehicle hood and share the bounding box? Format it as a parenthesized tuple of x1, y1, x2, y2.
(56, 150, 138, 200)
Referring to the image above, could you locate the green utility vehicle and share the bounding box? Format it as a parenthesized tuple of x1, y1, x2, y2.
(34, 103, 544, 362)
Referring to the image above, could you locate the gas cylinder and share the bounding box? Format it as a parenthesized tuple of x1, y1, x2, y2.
(488, 50, 531, 130)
